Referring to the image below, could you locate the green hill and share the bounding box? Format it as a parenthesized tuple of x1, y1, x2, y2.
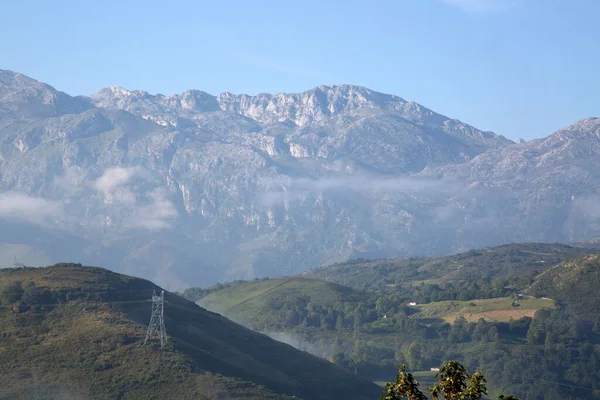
(305, 243, 593, 293)
(199, 277, 370, 330)
(0, 264, 380, 400)
(527, 253, 600, 321)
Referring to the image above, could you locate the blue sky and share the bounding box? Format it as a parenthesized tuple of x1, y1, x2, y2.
(1, 0, 598, 140)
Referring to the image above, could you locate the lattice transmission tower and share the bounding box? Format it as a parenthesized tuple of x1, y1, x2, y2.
(13, 256, 24, 268)
(144, 290, 167, 348)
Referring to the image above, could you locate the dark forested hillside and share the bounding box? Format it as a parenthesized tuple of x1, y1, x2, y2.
(0, 264, 379, 400)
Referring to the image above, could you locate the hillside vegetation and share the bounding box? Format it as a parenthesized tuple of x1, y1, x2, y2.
(198, 277, 370, 329)
(191, 244, 600, 399)
(0, 264, 379, 400)
(527, 253, 600, 321)
(305, 243, 592, 295)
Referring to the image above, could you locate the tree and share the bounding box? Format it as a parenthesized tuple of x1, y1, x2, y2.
(381, 364, 427, 400)
(381, 361, 519, 400)
(430, 361, 486, 400)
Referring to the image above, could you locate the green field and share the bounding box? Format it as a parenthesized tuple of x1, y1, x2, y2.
(200, 277, 362, 319)
(412, 296, 556, 324)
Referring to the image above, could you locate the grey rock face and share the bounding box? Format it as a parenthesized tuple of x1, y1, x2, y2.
(0, 70, 92, 118)
(420, 117, 600, 245)
(1, 69, 598, 290)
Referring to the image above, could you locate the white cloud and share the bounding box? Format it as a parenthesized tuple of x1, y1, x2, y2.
(94, 167, 140, 205)
(93, 166, 178, 231)
(127, 188, 178, 231)
(258, 175, 455, 206)
(0, 192, 61, 223)
(439, 0, 516, 13)
(262, 175, 452, 193)
(95, 167, 138, 193)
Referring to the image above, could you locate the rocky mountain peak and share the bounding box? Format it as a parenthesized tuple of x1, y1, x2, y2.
(216, 84, 407, 126)
(88, 82, 509, 150)
(98, 86, 150, 98)
(90, 85, 220, 116)
(86, 80, 512, 166)
(176, 89, 220, 111)
(0, 69, 39, 88)
(0, 69, 91, 117)
(552, 117, 600, 139)
(2, 69, 600, 288)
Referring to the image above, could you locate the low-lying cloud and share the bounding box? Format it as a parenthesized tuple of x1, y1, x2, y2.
(259, 175, 456, 206)
(126, 188, 178, 230)
(94, 167, 141, 205)
(94, 167, 139, 194)
(93, 167, 178, 230)
(30, 166, 178, 231)
(0, 192, 61, 223)
(94, 167, 149, 207)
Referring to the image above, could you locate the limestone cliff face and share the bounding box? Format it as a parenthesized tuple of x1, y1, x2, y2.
(3, 69, 599, 289)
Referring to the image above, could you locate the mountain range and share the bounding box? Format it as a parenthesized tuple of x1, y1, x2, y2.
(0, 68, 599, 289)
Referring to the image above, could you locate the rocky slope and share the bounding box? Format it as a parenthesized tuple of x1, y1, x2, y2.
(421, 117, 600, 245)
(1, 69, 599, 290)
(88, 83, 511, 174)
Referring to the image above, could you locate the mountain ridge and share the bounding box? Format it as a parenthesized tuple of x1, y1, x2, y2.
(88, 80, 511, 148)
(0, 68, 599, 289)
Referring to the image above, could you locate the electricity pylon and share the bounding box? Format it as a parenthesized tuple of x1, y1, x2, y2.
(144, 290, 167, 349)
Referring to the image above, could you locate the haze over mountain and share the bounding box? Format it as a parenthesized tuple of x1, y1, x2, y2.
(1, 69, 599, 289)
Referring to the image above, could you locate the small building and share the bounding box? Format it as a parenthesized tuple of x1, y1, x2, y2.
(408, 302, 417, 306)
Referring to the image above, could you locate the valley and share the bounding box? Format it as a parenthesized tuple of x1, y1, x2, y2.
(185, 243, 600, 399)
(3, 2, 599, 399)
